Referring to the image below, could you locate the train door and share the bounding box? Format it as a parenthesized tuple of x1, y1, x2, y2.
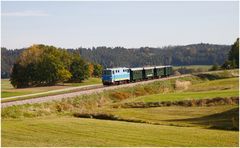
(112, 70, 115, 82)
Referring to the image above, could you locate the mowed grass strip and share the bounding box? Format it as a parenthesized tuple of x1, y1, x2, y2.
(102, 105, 239, 129)
(1, 78, 101, 98)
(2, 116, 239, 147)
(131, 89, 238, 103)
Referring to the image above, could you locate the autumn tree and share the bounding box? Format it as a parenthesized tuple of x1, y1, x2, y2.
(88, 63, 94, 77)
(93, 63, 103, 77)
(10, 45, 77, 88)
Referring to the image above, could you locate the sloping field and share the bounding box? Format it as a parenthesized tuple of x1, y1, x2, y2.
(1, 70, 239, 147)
(102, 105, 239, 129)
(121, 77, 238, 103)
(2, 116, 238, 147)
(129, 89, 238, 103)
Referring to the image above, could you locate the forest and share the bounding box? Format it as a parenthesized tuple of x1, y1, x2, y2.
(1, 43, 231, 79)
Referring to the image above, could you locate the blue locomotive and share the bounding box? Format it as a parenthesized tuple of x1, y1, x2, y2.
(102, 67, 130, 85)
(102, 65, 173, 85)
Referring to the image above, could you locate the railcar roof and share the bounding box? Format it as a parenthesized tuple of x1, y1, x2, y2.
(105, 67, 129, 70)
(130, 67, 143, 71)
(143, 67, 155, 70)
(155, 66, 165, 68)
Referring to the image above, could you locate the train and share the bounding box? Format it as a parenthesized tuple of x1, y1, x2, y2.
(102, 65, 173, 85)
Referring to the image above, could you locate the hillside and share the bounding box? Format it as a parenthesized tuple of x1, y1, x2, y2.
(1, 43, 230, 78)
(74, 43, 230, 67)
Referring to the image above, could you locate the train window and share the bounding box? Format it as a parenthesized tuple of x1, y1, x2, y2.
(104, 70, 111, 75)
(112, 71, 115, 74)
(118, 70, 119, 73)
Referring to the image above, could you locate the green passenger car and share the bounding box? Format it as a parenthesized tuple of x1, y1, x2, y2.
(143, 67, 154, 79)
(164, 65, 173, 76)
(130, 68, 144, 82)
(154, 66, 165, 78)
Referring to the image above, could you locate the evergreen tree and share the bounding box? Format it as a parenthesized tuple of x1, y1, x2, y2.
(228, 38, 239, 68)
(222, 38, 239, 69)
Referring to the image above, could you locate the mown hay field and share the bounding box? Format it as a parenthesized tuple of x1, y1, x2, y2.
(2, 116, 238, 147)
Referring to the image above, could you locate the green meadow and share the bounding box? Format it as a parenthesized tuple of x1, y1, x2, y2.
(2, 116, 238, 147)
(1, 70, 239, 147)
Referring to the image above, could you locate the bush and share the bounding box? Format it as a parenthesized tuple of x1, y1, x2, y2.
(110, 91, 131, 100)
(210, 64, 220, 71)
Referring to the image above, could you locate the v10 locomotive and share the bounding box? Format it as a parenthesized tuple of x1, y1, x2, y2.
(102, 65, 173, 85)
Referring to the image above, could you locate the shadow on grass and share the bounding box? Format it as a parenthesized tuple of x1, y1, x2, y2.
(164, 107, 239, 131)
(194, 73, 224, 80)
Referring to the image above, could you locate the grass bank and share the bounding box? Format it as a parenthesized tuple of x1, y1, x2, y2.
(2, 116, 239, 147)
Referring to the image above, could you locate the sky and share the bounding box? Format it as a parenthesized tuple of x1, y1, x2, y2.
(1, 1, 239, 49)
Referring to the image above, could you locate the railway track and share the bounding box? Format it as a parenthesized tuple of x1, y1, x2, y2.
(1, 70, 237, 108)
(1, 74, 190, 108)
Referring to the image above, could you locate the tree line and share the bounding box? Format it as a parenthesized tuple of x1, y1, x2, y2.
(73, 43, 230, 68)
(10, 45, 102, 88)
(1, 42, 235, 80)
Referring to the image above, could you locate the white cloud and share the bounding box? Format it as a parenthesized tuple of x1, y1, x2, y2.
(2, 10, 49, 17)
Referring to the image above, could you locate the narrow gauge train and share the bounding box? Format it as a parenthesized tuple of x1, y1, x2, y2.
(102, 65, 173, 85)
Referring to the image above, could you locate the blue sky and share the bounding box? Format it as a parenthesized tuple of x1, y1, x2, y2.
(1, 1, 239, 49)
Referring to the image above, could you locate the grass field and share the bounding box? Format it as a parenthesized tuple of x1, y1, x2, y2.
(2, 116, 238, 147)
(173, 65, 212, 70)
(114, 77, 238, 104)
(1, 78, 101, 98)
(102, 105, 239, 129)
(1, 70, 239, 147)
(129, 89, 238, 103)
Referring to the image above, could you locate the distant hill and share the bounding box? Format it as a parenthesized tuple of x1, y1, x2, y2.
(1, 43, 230, 78)
(72, 43, 230, 67)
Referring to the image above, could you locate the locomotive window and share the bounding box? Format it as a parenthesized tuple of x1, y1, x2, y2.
(104, 70, 111, 75)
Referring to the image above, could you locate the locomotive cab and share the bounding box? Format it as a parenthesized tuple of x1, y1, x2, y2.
(102, 68, 130, 85)
(102, 69, 113, 85)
